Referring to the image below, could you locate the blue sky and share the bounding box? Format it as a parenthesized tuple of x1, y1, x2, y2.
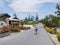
(0, 0, 59, 20)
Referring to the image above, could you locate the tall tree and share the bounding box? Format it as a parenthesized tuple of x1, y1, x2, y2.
(13, 13, 18, 19)
(24, 17, 28, 24)
(28, 14, 30, 21)
(55, 3, 60, 17)
(30, 16, 34, 21)
(55, 3, 60, 26)
(35, 13, 39, 21)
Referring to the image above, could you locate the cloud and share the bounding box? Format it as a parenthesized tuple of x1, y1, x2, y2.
(3, 0, 16, 4)
(37, 0, 59, 3)
(9, 0, 38, 12)
(9, 0, 59, 12)
(0, 0, 4, 6)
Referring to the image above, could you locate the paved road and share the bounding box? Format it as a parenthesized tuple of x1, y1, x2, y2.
(0, 23, 55, 45)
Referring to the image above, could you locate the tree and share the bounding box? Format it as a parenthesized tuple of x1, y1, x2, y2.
(13, 13, 18, 19)
(28, 14, 31, 21)
(24, 17, 28, 24)
(40, 3, 60, 27)
(48, 15, 57, 24)
(0, 18, 2, 21)
(55, 3, 60, 17)
(30, 16, 34, 21)
(35, 13, 39, 21)
(58, 19, 60, 26)
(55, 3, 60, 26)
(40, 15, 58, 27)
(20, 20, 24, 27)
(40, 16, 49, 24)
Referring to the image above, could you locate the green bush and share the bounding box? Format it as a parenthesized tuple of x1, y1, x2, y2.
(19, 27, 31, 30)
(57, 32, 60, 41)
(45, 26, 56, 34)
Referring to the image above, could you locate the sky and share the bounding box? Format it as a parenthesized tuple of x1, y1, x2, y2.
(0, 0, 60, 20)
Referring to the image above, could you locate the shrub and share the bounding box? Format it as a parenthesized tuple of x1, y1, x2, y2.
(3, 26, 10, 32)
(57, 32, 60, 41)
(48, 29, 55, 34)
(45, 26, 50, 30)
(10, 25, 20, 32)
(19, 27, 31, 30)
(0, 26, 10, 34)
(0, 29, 5, 34)
(45, 26, 56, 34)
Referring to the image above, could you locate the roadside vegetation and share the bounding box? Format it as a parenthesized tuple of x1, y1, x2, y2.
(40, 3, 60, 41)
(57, 32, 60, 41)
(45, 26, 56, 34)
(20, 14, 39, 25)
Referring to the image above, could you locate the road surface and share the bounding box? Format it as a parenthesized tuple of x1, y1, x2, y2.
(0, 23, 55, 45)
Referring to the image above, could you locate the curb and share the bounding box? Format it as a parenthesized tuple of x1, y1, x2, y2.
(0, 32, 10, 38)
(47, 33, 56, 45)
(45, 29, 56, 45)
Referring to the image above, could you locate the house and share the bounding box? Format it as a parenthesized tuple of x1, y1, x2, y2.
(0, 13, 10, 21)
(9, 14, 20, 32)
(0, 13, 10, 33)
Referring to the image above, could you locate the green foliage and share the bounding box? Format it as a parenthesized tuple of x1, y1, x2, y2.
(0, 18, 3, 21)
(40, 3, 60, 27)
(10, 24, 20, 32)
(57, 32, 60, 41)
(55, 3, 60, 17)
(20, 20, 24, 27)
(35, 13, 39, 21)
(24, 17, 29, 24)
(40, 14, 60, 27)
(40, 16, 49, 24)
(58, 19, 60, 26)
(45, 26, 57, 34)
(20, 27, 31, 30)
(21, 17, 39, 25)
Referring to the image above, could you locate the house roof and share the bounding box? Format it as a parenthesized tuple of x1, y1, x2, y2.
(13, 17, 18, 19)
(9, 16, 20, 21)
(9, 18, 20, 21)
(0, 13, 10, 18)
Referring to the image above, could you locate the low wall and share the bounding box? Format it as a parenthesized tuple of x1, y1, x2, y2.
(56, 27, 60, 32)
(23, 25, 34, 28)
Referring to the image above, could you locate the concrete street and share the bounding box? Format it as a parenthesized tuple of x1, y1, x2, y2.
(0, 23, 55, 45)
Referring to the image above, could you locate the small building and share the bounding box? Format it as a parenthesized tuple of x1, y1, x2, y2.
(9, 15, 20, 32)
(0, 13, 10, 33)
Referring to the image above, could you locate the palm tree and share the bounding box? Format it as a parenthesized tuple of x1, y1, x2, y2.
(35, 13, 39, 21)
(55, 3, 60, 17)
